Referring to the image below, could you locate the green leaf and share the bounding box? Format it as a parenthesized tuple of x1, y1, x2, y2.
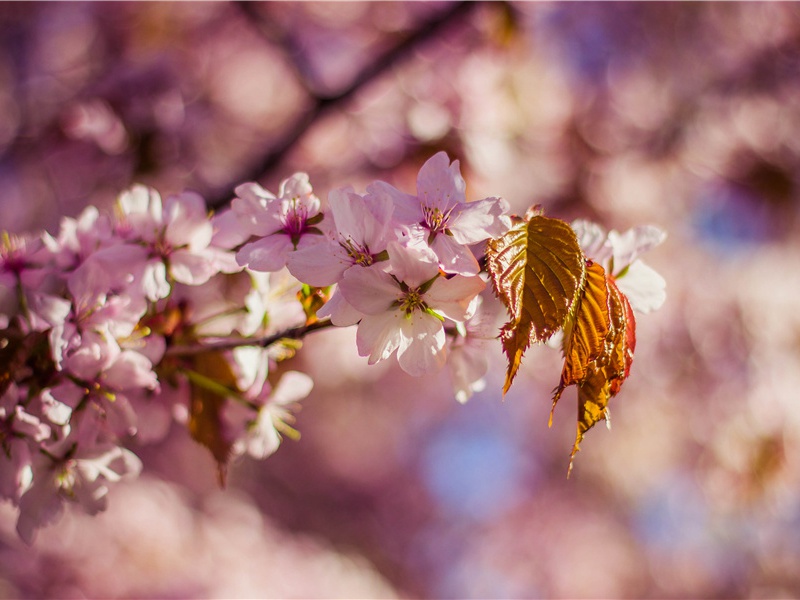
(486, 210, 586, 393)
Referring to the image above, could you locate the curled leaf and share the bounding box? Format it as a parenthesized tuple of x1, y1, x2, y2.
(554, 275, 636, 476)
(551, 260, 610, 420)
(486, 211, 585, 393)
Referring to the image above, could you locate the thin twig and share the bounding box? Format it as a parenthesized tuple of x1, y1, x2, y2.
(165, 318, 334, 357)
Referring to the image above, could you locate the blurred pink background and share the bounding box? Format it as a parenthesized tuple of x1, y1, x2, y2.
(1, 2, 800, 598)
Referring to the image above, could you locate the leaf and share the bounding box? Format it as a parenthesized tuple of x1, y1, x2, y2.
(186, 351, 240, 486)
(550, 260, 610, 419)
(555, 276, 636, 476)
(486, 210, 586, 393)
(296, 284, 332, 325)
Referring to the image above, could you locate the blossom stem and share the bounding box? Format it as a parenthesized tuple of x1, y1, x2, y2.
(165, 318, 334, 357)
(180, 367, 260, 411)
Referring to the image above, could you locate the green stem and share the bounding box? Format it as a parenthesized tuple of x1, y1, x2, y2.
(181, 367, 259, 411)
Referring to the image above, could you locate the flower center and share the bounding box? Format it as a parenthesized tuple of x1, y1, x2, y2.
(283, 199, 310, 238)
(342, 239, 373, 267)
(422, 205, 453, 235)
(399, 288, 426, 315)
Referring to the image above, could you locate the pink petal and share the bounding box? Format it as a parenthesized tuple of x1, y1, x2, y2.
(396, 312, 447, 376)
(356, 311, 404, 364)
(169, 250, 216, 285)
(386, 241, 440, 287)
(430, 235, 480, 276)
(270, 371, 314, 405)
(609, 225, 667, 273)
(236, 235, 293, 272)
(338, 264, 399, 315)
(425, 274, 486, 322)
(448, 196, 510, 244)
(316, 290, 363, 326)
(288, 240, 351, 287)
(367, 181, 422, 227)
(416, 151, 466, 210)
(232, 183, 282, 236)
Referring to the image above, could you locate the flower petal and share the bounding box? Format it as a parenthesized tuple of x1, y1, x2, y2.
(426, 274, 486, 322)
(416, 151, 466, 210)
(288, 240, 351, 287)
(386, 241, 440, 287)
(236, 235, 293, 272)
(615, 260, 666, 314)
(396, 312, 447, 376)
(430, 234, 480, 276)
(367, 181, 422, 227)
(356, 311, 404, 364)
(316, 289, 364, 326)
(448, 196, 511, 244)
(609, 225, 667, 273)
(338, 264, 398, 315)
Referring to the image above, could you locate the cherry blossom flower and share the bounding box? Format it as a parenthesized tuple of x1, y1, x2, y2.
(42, 205, 114, 271)
(229, 369, 314, 460)
(572, 220, 667, 314)
(233, 173, 326, 273)
(111, 185, 219, 301)
(288, 185, 395, 286)
(368, 151, 510, 275)
(16, 438, 142, 544)
(0, 233, 66, 331)
(446, 294, 505, 403)
(0, 385, 49, 504)
(338, 242, 485, 376)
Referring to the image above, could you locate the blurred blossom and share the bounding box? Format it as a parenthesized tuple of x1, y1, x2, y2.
(61, 100, 128, 155)
(2, 2, 800, 598)
(0, 477, 398, 598)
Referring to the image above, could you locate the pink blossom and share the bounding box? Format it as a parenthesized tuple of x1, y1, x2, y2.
(446, 295, 505, 403)
(0, 385, 48, 503)
(0, 233, 64, 331)
(572, 220, 667, 314)
(16, 438, 142, 544)
(230, 370, 314, 460)
(113, 185, 219, 300)
(288, 186, 395, 286)
(233, 173, 326, 272)
(338, 242, 485, 376)
(368, 152, 510, 275)
(43, 205, 114, 271)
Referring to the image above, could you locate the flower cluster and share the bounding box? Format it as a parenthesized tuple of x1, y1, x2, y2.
(233, 152, 510, 379)
(0, 151, 665, 543)
(0, 186, 313, 543)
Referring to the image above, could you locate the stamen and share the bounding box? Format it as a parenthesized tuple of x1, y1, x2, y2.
(399, 288, 426, 314)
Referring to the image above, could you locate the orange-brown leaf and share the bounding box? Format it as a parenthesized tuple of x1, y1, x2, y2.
(297, 284, 333, 325)
(552, 260, 610, 411)
(563, 278, 637, 475)
(486, 211, 585, 394)
(187, 351, 239, 485)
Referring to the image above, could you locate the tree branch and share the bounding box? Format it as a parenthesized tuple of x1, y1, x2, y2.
(165, 318, 335, 357)
(207, 1, 479, 210)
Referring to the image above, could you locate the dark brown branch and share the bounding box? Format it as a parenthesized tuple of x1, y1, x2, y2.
(207, 0, 479, 210)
